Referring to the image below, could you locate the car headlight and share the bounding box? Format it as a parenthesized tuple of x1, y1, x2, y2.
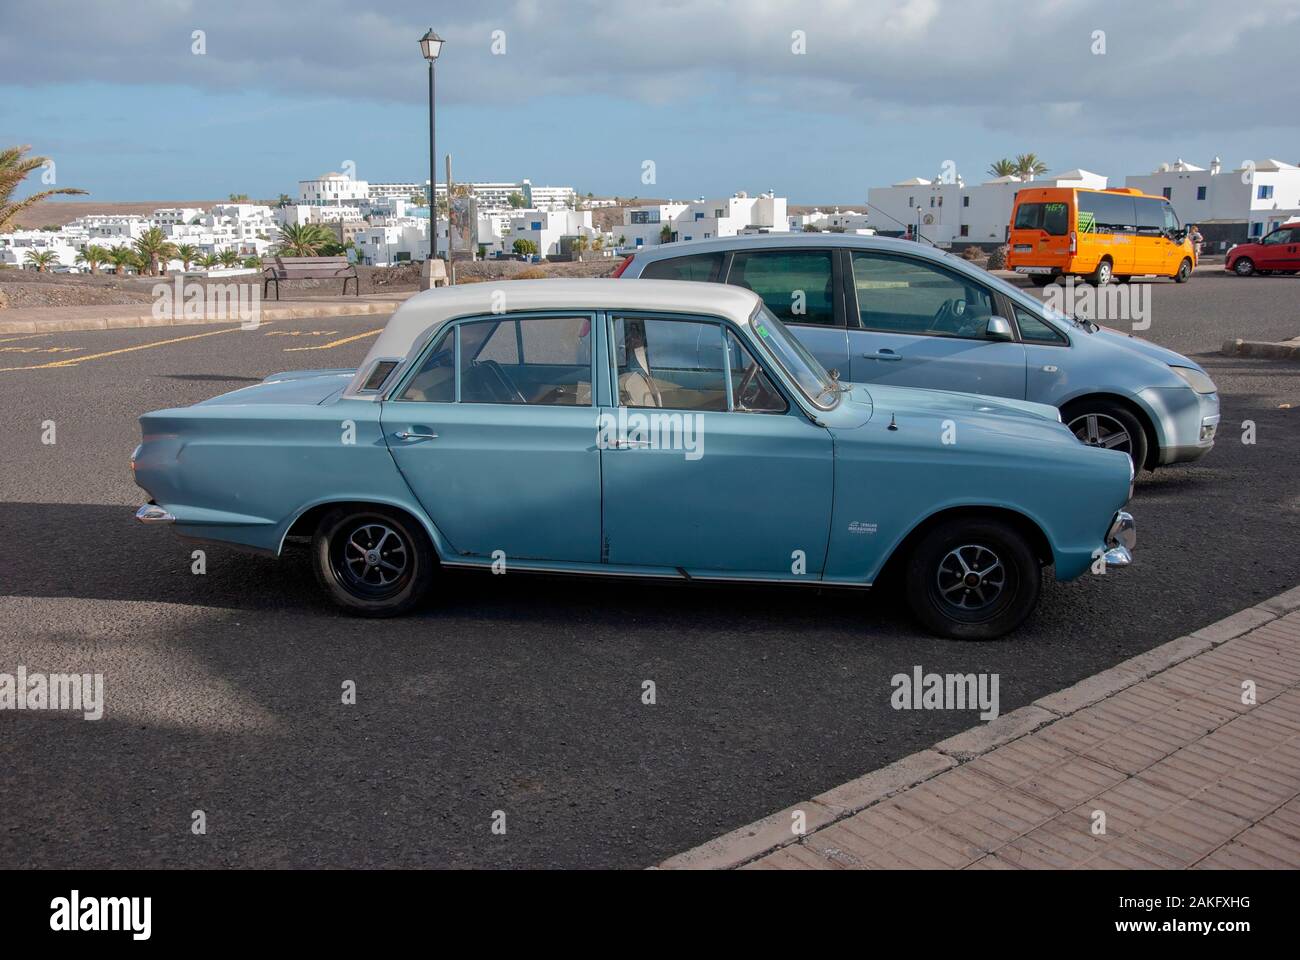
(1170, 365, 1217, 394)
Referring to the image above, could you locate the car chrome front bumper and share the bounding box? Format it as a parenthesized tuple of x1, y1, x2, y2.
(1103, 510, 1137, 567)
(135, 503, 175, 524)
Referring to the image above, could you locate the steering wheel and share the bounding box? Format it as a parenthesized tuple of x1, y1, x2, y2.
(928, 298, 965, 334)
(734, 361, 762, 410)
(479, 360, 527, 404)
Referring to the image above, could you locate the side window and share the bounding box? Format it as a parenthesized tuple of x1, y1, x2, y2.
(1162, 203, 1180, 233)
(1262, 229, 1292, 245)
(639, 252, 724, 281)
(1013, 305, 1067, 345)
(396, 329, 455, 402)
(725, 329, 787, 413)
(612, 316, 728, 411)
(726, 249, 836, 327)
(1135, 198, 1164, 236)
(459, 316, 592, 405)
(851, 253, 996, 339)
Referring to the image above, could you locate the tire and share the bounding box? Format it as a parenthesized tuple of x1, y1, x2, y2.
(1064, 398, 1149, 472)
(1115, 274, 1131, 284)
(312, 505, 435, 616)
(1233, 257, 1255, 276)
(1084, 258, 1113, 286)
(1174, 258, 1192, 283)
(1028, 274, 1054, 287)
(904, 519, 1041, 640)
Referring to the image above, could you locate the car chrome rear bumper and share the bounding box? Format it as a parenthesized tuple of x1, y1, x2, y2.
(1104, 510, 1136, 567)
(135, 503, 175, 524)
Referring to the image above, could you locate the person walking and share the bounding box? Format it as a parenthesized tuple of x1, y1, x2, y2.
(1188, 223, 1204, 262)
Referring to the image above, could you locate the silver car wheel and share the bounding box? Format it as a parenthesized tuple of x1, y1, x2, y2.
(936, 544, 1006, 611)
(1069, 412, 1131, 454)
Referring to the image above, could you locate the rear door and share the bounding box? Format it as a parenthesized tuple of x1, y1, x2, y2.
(721, 247, 851, 380)
(845, 250, 1026, 398)
(382, 313, 601, 563)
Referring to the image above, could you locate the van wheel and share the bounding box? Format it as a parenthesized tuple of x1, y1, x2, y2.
(1233, 257, 1255, 276)
(1028, 274, 1054, 287)
(1085, 258, 1113, 286)
(313, 506, 435, 616)
(905, 518, 1041, 640)
(1064, 398, 1149, 472)
(1174, 258, 1193, 283)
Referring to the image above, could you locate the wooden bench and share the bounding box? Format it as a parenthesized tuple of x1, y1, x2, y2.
(262, 256, 359, 299)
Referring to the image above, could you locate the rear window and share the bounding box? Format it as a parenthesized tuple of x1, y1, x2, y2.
(1013, 202, 1068, 235)
(639, 252, 724, 282)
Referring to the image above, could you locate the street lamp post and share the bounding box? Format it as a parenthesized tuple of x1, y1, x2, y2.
(420, 29, 445, 264)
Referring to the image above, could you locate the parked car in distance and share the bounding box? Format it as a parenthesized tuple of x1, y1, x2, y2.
(132, 279, 1137, 640)
(1225, 222, 1300, 276)
(1006, 186, 1195, 285)
(615, 234, 1220, 471)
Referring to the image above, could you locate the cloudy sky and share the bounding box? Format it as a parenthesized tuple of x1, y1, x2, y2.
(3, 0, 1298, 203)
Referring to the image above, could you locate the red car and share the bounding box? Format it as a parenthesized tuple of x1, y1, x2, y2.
(1226, 222, 1300, 276)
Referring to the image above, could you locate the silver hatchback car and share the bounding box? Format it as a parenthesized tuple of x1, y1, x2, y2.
(616, 234, 1219, 469)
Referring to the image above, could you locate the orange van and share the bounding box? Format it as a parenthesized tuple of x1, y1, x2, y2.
(1006, 187, 1196, 285)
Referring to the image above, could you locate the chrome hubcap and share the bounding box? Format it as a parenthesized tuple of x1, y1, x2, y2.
(937, 545, 1006, 610)
(343, 523, 408, 587)
(1069, 413, 1131, 454)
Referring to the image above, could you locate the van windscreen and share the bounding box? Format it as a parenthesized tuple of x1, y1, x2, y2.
(1013, 202, 1068, 235)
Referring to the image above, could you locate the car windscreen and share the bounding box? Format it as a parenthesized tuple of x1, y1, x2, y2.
(1013, 201, 1069, 235)
(749, 305, 839, 410)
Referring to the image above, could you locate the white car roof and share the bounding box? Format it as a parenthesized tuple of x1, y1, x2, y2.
(357, 277, 762, 373)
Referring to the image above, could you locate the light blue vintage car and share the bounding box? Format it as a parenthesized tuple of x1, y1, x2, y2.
(132, 279, 1136, 639)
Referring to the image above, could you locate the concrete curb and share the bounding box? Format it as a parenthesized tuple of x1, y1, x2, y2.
(655, 583, 1300, 869)
(1221, 338, 1300, 361)
(0, 296, 413, 335)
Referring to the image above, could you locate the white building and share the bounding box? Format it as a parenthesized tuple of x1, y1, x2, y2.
(367, 181, 424, 201)
(618, 192, 789, 251)
(793, 207, 874, 234)
(355, 217, 430, 266)
(299, 172, 370, 206)
(504, 208, 595, 257)
(867, 168, 1107, 247)
(1125, 158, 1300, 243)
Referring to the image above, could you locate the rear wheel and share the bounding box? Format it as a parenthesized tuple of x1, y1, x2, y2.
(1233, 257, 1255, 276)
(312, 506, 435, 616)
(1174, 258, 1193, 283)
(905, 519, 1041, 640)
(1028, 274, 1054, 287)
(1064, 398, 1149, 471)
(1084, 258, 1113, 286)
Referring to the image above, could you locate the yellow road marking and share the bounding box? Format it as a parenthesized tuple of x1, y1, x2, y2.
(283, 329, 382, 352)
(0, 333, 54, 344)
(0, 324, 264, 372)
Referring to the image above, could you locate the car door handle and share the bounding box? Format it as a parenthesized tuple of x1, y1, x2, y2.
(395, 430, 438, 441)
(606, 438, 652, 449)
(863, 349, 901, 361)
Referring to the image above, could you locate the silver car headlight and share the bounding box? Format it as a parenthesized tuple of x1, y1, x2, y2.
(1170, 365, 1217, 394)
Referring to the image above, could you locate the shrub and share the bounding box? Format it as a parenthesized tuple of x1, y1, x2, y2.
(515, 267, 548, 280)
(985, 245, 1009, 270)
(959, 245, 983, 261)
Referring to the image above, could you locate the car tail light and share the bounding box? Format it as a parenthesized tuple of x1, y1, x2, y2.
(1068, 231, 1077, 253)
(611, 254, 634, 278)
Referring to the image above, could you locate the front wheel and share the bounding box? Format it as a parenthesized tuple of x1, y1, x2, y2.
(1233, 257, 1255, 276)
(1174, 258, 1192, 283)
(1064, 398, 1149, 472)
(312, 506, 435, 616)
(905, 519, 1042, 640)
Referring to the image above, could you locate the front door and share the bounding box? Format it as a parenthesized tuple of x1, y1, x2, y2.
(382, 313, 602, 563)
(844, 250, 1026, 398)
(1257, 227, 1298, 270)
(599, 313, 834, 576)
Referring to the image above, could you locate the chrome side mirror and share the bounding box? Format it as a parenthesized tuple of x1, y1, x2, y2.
(985, 316, 1014, 341)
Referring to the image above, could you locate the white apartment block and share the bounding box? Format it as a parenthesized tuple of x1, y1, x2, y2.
(299, 172, 370, 206)
(867, 169, 1107, 247)
(0, 230, 81, 269)
(793, 208, 874, 233)
(618, 192, 789, 251)
(367, 181, 425, 201)
(505, 209, 595, 257)
(1125, 158, 1300, 241)
(355, 218, 430, 266)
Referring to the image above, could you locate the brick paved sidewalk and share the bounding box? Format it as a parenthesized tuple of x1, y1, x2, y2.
(660, 586, 1300, 870)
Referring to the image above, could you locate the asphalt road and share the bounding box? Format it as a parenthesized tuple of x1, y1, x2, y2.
(1, 271, 1297, 869)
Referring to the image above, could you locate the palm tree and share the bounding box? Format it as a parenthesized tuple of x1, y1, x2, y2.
(173, 243, 200, 272)
(276, 194, 293, 208)
(107, 246, 135, 276)
(24, 249, 59, 272)
(199, 253, 221, 270)
(242, 255, 262, 269)
(132, 226, 171, 276)
(228, 193, 250, 203)
(275, 222, 332, 256)
(1014, 153, 1048, 180)
(75, 244, 111, 275)
(218, 249, 241, 268)
(659, 224, 673, 244)
(591, 234, 605, 251)
(572, 234, 588, 255)
(988, 158, 1018, 178)
(0, 145, 89, 232)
